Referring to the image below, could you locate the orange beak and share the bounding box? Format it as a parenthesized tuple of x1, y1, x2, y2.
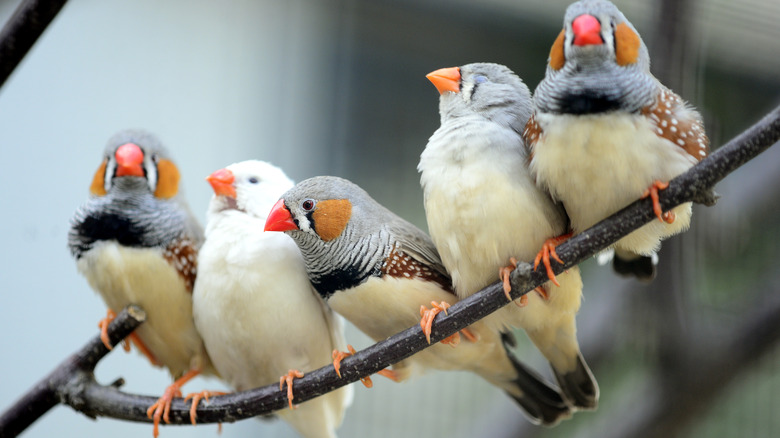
(572, 14, 603, 46)
(115, 143, 145, 177)
(264, 199, 298, 232)
(426, 67, 461, 95)
(206, 168, 236, 198)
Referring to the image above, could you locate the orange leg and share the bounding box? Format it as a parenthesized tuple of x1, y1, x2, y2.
(459, 327, 478, 343)
(127, 332, 161, 367)
(642, 180, 675, 223)
(184, 390, 227, 425)
(146, 367, 202, 438)
(332, 345, 398, 388)
(534, 286, 549, 300)
(279, 369, 305, 410)
(533, 233, 572, 287)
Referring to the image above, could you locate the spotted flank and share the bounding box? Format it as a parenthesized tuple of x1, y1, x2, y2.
(642, 87, 709, 161)
(523, 114, 543, 161)
(162, 236, 199, 292)
(380, 244, 451, 291)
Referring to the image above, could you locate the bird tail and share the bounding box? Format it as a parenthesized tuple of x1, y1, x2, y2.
(612, 248, 657, 282)
(551, 351, 599, 410)
(499, 333, 572, 426)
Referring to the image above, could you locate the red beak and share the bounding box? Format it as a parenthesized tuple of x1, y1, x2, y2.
(115, 143, 145, 177)
(426, 67, 461, 95)
(264, 199, 298, 232)
(572, 14, 603, 46)
(206, 168, 237, 198)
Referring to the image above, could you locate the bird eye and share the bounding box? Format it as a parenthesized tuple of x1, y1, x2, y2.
(474, 75, 488, 84)
(248, 177, 259, 184)
(301, 199, 316, 211)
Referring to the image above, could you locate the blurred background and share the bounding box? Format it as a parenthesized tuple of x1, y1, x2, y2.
(1, 0, 779, 437)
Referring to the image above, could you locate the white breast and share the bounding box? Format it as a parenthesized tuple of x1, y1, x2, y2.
(420, 119, 566, 297)
(193, 214, 352, 437)
(78, 241, 208, 376)
(328, 276, 517, 384)
(531, 112, 697, 255)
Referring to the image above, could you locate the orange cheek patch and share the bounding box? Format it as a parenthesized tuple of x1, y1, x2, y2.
(312, 199, 352, 242)
(615, 23, 640, 66)
(89, 160, 108, 196)
(154, 159, 180, 199)
(549, 30, 566, 70)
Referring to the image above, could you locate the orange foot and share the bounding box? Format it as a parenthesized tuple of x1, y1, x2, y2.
(534, 233, 573, 287)
(279, 369, 305, 409)
(332, 345, 399, 388)
(97, 309, 129, 351)
(419, 301, 476, 346)
(419, 301, 455, 345)
(642, 180, 675, 224)
(499, 257, 520, 301)
(184, 390, 227, 425)
(147, 368, 202, 438)
(500, 258, 551, 307)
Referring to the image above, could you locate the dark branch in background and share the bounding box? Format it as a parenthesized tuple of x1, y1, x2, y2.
(0, 104, 771, 435)
(0, 306, 145, 436)
(602, 272, 780, 438)
(0, 0, 68, 89)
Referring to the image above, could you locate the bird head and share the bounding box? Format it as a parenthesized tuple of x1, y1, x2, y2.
(535, 0, 655, 115)
(265, 176, 394, 297)
(89, 129, 181, 200)
(264, 176, 361, 243)
(205, 160, 294, 222)
(427, 63, 532, 132)
(551, 0, 649, 72)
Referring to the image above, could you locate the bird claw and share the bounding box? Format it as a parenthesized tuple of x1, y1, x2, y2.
(332, 345, 394, 388)
(183, 390, 226, 425)
(332, 345, 358, 378)
(642, 180, 674, 223)
(146, 386, 182, 438)
(499, 257, 519, 301)
(279, 369, 305, 410)
(533, 233, 571, 287)
(146, 368, 202, 438)
(419, 301, 452, 344)
(97, 309, 121, 350)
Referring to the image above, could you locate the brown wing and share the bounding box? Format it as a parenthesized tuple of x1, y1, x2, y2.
(380, 244, 453, 294)
(641, 86, 709, 162)
(162, 236, 198, 293)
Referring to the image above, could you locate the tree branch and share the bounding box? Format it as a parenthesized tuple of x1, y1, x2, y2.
(2, 105, 779, 434)
(0, 0, 69, 89)
(0, 305, 145, 436)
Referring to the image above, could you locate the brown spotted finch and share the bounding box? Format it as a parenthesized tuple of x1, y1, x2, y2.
(525, 0, 710, 280)
(265, 175, 576, 426)
(68, 129, 215, 437)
